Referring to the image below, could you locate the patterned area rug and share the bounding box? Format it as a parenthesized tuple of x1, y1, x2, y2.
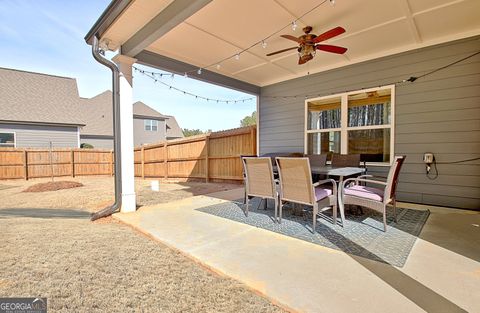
(197, 199, 429, 267)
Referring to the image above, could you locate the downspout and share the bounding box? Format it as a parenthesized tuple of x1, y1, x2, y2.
(90, 35, 122, 221)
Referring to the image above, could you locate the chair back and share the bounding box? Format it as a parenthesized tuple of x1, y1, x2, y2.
(384, 156, 406, 200)
(276, 157, 314, 205)
(306, 154, 327, 167)
(242, 157, 276, 198)
(260, 152, 304, 165)
(331, 153, 361, 167)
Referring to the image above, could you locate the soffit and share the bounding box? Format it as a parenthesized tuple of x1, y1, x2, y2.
(102, 0, 480, 86)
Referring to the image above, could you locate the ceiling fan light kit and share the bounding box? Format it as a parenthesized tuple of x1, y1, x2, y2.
(267, 25, 348, 65)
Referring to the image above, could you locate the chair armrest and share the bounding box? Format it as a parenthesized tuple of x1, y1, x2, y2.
(313, 179, 336, 187)
(313, 179, 337, 195)
(357, 175, 387, 182)
(343, 177, 388, 189)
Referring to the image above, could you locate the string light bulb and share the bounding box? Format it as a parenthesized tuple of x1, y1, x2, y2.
(184, 72, 188, 78)
(197, 68, 202, 75)
(329, 0, 335, 6)
(261, 40, 267, 48)
(216, 64, 221, 69)
(292, 21, 298, 31)
(235, 53, 240, 60)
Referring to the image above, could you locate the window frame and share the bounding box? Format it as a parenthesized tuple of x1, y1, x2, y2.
(0, 132, 16, 148)
(304, 84, 395, 166)
(144, 119, 158, 132)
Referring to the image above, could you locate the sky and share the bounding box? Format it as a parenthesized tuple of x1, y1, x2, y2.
(0, 0, 256, 131)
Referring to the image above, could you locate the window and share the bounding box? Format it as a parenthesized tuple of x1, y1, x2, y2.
(305, 85, 394, 164)
(0, 132, 15, 147)
(144, 119, 158, 131)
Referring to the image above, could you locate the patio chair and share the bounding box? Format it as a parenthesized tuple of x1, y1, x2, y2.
(331, 153, 361, 167)
(242, 157, 279, 220)
(275, 157, 337, 232)
(240, 154, 258, 204)
(306, 154, 327, 167)
(339, 155, 406, 232)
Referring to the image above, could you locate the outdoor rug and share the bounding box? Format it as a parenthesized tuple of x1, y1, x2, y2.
(197, 199, 429, 267)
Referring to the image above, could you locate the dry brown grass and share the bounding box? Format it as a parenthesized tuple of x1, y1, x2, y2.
(0, 177, 285, 312)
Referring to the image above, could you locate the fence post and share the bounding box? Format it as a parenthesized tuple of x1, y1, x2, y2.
(24, 149, 28, 180)
(141, 147, 145, 179)
(110, 150, 114, 176)
(250, 126, 256, 155)
(71, 150, 75, 177)
(164, 142, 168, 180)
(205, 135, 209, 183)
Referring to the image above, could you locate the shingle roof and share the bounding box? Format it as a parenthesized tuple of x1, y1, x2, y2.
(79, 91, 113, 136)
(80, 91, 182, 138)
(0, 67, 84, 125)
(164, 115, 184, 139)
(133, 101, 168, 119)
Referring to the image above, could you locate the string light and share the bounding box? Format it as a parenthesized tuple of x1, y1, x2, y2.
(133, 66, 256, 104)
(216, 64, 221, 69)
(179, 0, 331, 76)
(197, 68, 202, 75)
(329, 0, 335, 6)
(291, 21, 298, 31)
(259, 50, 480, 100)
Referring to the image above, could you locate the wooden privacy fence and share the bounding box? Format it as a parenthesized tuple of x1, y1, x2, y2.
(134, 126, 256, 181)
(0, 148, 113, 180)
(0, 126, 256, 181)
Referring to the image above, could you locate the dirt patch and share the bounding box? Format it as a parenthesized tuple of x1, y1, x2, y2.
(23, 181, 84, 193)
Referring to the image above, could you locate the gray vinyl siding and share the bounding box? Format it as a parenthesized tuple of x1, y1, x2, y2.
(133, 118, 166, 146)
(80, 136, 113, 149)
(259, 36, 480, 210)
(0, 123, 79, 148)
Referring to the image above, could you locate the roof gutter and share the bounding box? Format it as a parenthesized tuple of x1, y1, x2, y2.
(84, 0, 132, 45)
(90, 35, 123, 221)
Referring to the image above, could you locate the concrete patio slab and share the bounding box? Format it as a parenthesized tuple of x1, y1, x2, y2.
(114, 189, 479, 313)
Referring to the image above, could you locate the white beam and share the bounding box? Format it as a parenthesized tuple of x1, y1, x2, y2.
(121, 0, 212, 57)
(400, 0, 422, 43)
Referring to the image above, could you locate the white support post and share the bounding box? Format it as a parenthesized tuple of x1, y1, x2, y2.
(113, 54, 137, 213)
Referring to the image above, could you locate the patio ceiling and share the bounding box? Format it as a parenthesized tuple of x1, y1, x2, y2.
(91, 0, 480, 88)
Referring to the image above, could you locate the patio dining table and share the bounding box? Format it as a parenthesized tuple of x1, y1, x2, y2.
(310, 166, 365, 184)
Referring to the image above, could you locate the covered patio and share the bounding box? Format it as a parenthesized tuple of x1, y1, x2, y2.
(85, 0, 480, 312)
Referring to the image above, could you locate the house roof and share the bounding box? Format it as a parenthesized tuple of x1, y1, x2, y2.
(88, 0, 480, 88)
(80, 90, 182, 138)
(0, 67, 85, 126)
(79, 91, 113, 136)
(133, 101, 168, 119)
(164, 115, 183, 139)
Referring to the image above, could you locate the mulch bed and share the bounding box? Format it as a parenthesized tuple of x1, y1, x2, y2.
(23, 181, 84, 193)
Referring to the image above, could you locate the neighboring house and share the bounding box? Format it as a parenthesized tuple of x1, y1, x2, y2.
(0, 67, 183, 149)
(80, 90, 183, 148)
(0, 67, 84, 148)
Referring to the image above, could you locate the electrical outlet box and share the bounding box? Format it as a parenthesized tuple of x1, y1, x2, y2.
(423, 153, 434, 164)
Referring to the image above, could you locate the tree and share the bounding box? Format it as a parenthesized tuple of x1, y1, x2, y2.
(182, 128, 211, 137)
(240, 111, 256, 127)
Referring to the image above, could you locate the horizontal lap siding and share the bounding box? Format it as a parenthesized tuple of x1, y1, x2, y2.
(259, 36, 480, 209)
(0, 123, 79, 148)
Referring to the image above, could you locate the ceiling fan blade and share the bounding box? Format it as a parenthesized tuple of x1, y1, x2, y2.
(316, 44, 348, 54)
(266, 46, 298, 56)
(280, 34, 301, 43)
(312, 26, 346, 43)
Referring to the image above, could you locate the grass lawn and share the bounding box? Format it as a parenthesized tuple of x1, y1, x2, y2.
(0, 178, 286, 312)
